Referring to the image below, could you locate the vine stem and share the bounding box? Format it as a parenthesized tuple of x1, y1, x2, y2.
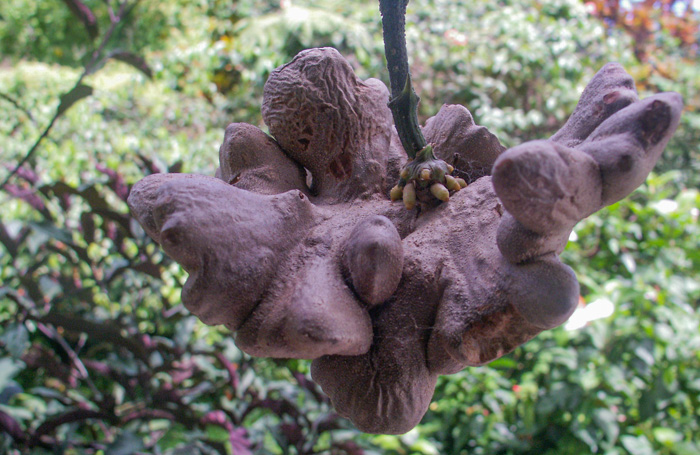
(379, 0, 427, 158)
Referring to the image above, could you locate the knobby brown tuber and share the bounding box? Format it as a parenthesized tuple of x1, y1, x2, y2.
(128, 47, 682, 434)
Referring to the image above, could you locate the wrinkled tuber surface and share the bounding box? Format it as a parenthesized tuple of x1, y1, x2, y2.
(128, 48, 683, 434)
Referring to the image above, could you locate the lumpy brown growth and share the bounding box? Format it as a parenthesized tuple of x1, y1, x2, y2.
(128, 50, 683, 434)
(262, 47, 395, 200)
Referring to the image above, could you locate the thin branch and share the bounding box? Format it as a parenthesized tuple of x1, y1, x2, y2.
(28, 311, 149, 362)
(29, 410, 116, 447)
(0, 0, 139, 191)
(0, 116, 59, 191)
(36, 322, 103, 399)
(0, 92, 36, 123)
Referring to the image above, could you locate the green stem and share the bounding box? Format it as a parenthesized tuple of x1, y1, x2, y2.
(379, 0, 427, 158)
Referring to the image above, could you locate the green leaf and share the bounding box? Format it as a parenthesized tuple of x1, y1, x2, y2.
(105, 430, 145, 455)
(673, 442, 700, 455)
(409, 439, 440, 455)
(157, 424, 190, 450)
(0, 358, 23, 390)
(634, 345, 655, 367)
(38, 276, 62, 302)
(574, 427, 598, 452)
(621, 435, 654, 455)
(205, 424, 229, 442)
(57, 83, 93, 118)
(0, 324, 29, 359)
(488, 356, 518, 369)
(620, 253, 637, 274)
(174, 316, 197, 349)
(652, 427, 681, 446)
(593, 408, 620, 443)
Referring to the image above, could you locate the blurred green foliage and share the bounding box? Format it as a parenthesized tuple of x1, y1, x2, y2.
(1, 0, 698, 453)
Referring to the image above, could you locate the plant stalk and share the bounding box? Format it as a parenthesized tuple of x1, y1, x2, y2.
(379, 0, 427, 158)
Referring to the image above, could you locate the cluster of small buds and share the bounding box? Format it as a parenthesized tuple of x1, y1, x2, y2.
(390, 145, 468, 209)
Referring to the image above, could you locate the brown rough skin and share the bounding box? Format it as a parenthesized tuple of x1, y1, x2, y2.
(127, 48, 683, 435)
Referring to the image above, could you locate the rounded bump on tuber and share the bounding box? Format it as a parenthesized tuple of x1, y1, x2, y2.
(342, 216, 404, 307)
(578, 92, 683, 206)
(234, 256, 374, 360)
(494, 66, 682, 266)
(505, 255, 580, 329)
(128, 173, 315, 328)
(551, 62, 640, 148)
(492, 140, 602, 235)
(311, 353, 438, 435)
(218, 122, 308, 195)
(422, 104, 506, 183)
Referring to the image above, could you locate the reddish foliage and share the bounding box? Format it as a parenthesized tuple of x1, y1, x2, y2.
(586, 0, 699, 61)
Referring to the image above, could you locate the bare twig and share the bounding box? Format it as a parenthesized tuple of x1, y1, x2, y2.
(0, 1, 139, 191)
(28, 311, 149, 362)
(0, 92, 36, 123)
(36, 322, 102, 399)
(29, 410, 117, 447)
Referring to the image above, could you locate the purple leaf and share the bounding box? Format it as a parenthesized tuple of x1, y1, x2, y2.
(4, 184, 46, 211)
(60, 0, 99, 39)
(334, 440, 365, 455)
(168, 160, 183, 173)
(108, 51, 153, 79)
(229, 427, 253, 455)
(13, 165, 38, 184)
(131, 262, 162, 279)
(214, 352, 239, 391)
(57, 83, 93, 117)
(280, 422, 303, 444)
(80, 212, 96, 244)
(30, 409, 115, 446)
(96, 163, 130, 201)
(201, 410, 230, 429)
(0, 409, 26, 443)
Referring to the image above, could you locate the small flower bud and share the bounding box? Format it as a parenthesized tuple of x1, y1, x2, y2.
(390, 185, 404, 201)
(403, 183, 416, 209)
(445, 175, 461, 191)
(430, 183, 450, 202)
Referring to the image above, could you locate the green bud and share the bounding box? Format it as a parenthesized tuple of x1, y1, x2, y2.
(430, 183, 450, 202)
(390, 185, 404, 201)
(403, 183, 416, 210)
(445, 174, 461, 191)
